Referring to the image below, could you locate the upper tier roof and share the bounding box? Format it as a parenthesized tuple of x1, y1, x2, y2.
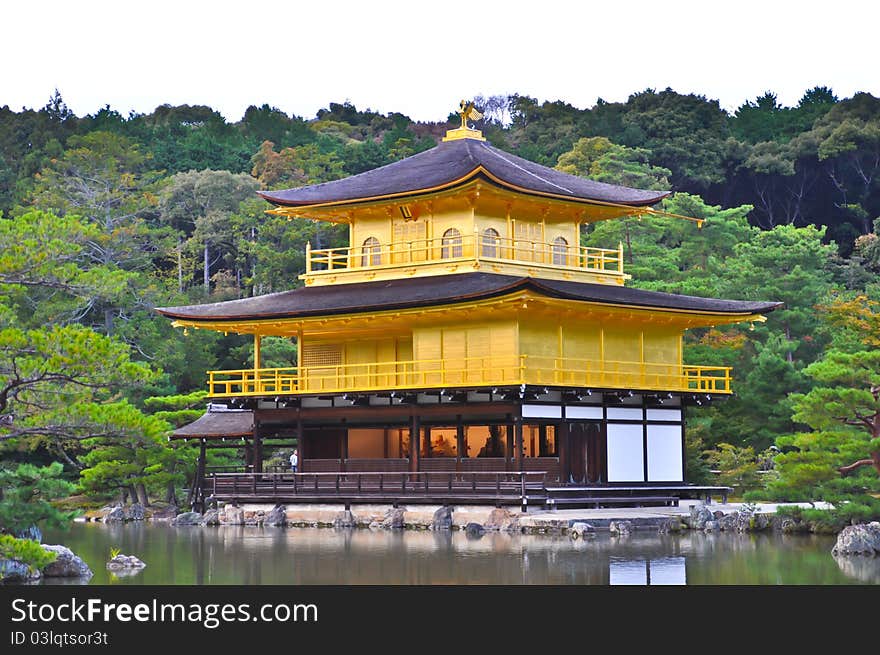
(156, 273, 781, 322)
(258, 138, 670, 209)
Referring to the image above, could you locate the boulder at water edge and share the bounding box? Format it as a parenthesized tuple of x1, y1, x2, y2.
(200, 509, 221, 526)
(464, 522, 485, 538)
(171, 511, 203, 526)
(103, 505, 126, 523)
(381, 507, 406, 529)
(609, 520, 633, 536)
(718, 512, 740, 531)
(41, 545, 93, 579)
(0, 559, 41, 583)
(125, 503, 146, 521)
(106, 554, 146, 571)
(264, 505, 287, 527)
(832, 522, 880, 556)
(432, 506, 454, 531)
(484, 508, 520, 533)
(222, 505, 244, 525)
(658, 517, 684, 534)
(333, 510, 356, 528)
(687, 505, 714, 530)
(570, 522, 595, 539)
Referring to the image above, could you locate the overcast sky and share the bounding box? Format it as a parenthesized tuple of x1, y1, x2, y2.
(3, 0, 877, 123)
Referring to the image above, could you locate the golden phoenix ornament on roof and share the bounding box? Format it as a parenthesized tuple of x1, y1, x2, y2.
(459, 100, 483, 128)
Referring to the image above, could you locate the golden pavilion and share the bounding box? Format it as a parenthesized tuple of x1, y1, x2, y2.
(158, 102, 780, 509)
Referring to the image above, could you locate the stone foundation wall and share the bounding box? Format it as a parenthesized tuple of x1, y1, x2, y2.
(219, 503, 503, 529)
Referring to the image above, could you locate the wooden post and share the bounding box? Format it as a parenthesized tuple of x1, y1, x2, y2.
(340, 426, 349, 461)
(505, 423, 514, 470)
(456, 416, 465, 461)
(188, 439, 207, 511)
(410, 415, 420, 473)
(514, 418, 524, 472)
(253, 421, 262, 474)
(559, 420, 569, 485)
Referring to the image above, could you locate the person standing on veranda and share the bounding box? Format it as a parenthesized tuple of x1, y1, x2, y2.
(289, 449, 299, 473)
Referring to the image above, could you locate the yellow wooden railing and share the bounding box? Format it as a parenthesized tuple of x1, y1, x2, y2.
(207, 355, 731, 397)
(305, 234, 624, 276)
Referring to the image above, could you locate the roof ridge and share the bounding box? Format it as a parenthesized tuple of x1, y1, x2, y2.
(478, 142, 574, 194)
(258, 143, 449, 197)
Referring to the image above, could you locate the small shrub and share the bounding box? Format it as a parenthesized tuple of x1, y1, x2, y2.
(0, 535, 56, 577)
(704, 443, 762, 494)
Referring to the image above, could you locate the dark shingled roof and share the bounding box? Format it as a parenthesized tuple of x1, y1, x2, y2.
(258, 138, 669, 208)
(171, 410, 254, 440)
(156, 273, 782, 322)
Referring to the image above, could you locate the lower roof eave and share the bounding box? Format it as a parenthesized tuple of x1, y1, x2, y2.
(207, 384, 733, 407)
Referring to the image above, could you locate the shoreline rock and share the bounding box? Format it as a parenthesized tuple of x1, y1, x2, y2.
(171, 511, 203, 526)
(832, 522, 880, 557)
(609, 520, 633, 536)
(106, 554, 146, 571)
(464, 522, 485, 538)
(263, 505, 287, 527)
(333, 510, 356, 528)
(0, 559, 42, 583)
(432, 506, 453, 531)
(570, 522, 595, 539)
(381, 507, 406, 529)
(41, 545, 93, 579)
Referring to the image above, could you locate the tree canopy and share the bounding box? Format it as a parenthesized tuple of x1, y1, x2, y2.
(1, 87, 879, 509)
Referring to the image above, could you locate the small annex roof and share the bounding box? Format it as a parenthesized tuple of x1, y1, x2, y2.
(257, 138, 669, 209)
(171, 409, 254, 440)
(156, 273, 782, 323)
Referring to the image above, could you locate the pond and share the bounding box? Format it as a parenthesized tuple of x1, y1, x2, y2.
(40, 522, 879, 585)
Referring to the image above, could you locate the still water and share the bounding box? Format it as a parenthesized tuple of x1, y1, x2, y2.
(41, 522, 878, 585)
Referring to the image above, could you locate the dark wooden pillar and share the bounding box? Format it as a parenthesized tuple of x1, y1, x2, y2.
(188, 439, 208, 510)
(514, 418, 524, 471)
(243, 442, 253, 470)
(253, 421, 263, 473)
(296, 417, 304, 460)
(505, 422, 514, 470)
(423, 426, 432, 459)
(538, 424, 548, 457)
(456, 415, 465, 460)
(410, 414, 421, 472)
(558, 420, 570, 484)
(340, 426, 349, 461)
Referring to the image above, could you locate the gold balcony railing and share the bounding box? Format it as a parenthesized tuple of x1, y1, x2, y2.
(305, 233, 624, 276)
(207, 355, 731, 397)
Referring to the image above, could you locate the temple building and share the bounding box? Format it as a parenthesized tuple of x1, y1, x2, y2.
(158, 102, 780, 509)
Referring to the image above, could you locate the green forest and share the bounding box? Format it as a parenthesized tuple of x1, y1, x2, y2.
(1, 86, 880, 557)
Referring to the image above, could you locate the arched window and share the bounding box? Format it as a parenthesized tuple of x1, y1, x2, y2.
(481, 228, 500, 258)
(441, 228, 462, 259)
(361, 236, 381, 267)
(552, 236, 569, 265)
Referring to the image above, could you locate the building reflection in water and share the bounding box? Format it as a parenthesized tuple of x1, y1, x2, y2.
(609, 557, 686, 585)
(39, 523, 864, 586)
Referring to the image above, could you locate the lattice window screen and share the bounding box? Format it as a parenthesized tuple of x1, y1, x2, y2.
(392, 219, 426, 243)
(302, 344, 343, 367)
